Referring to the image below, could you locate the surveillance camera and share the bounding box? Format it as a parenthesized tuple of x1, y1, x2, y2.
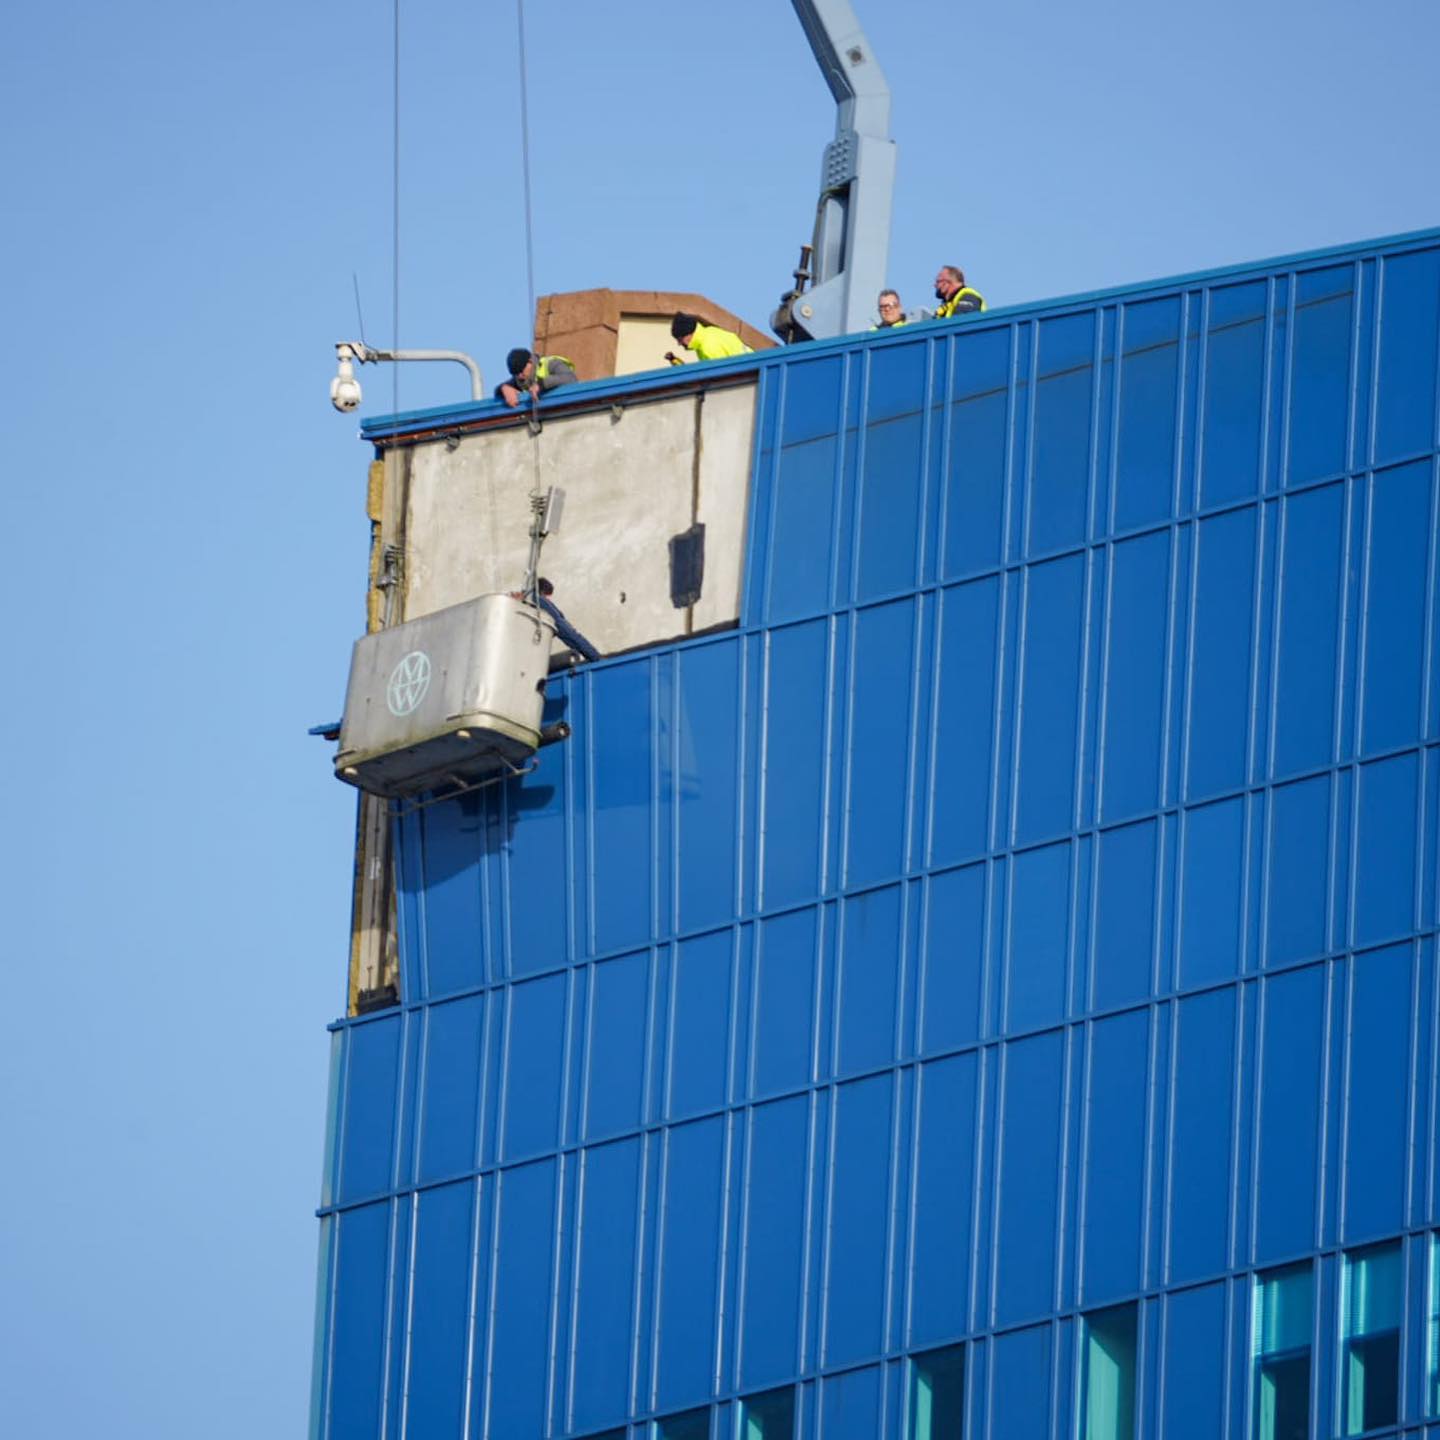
(331, 374, 362, 412)
(330, 353, 362, 413)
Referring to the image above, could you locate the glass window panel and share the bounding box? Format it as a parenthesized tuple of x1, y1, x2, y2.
(654, 1409, 709, 1440)
(1342, 1242, 1401, 1435)
(740, 1387, 795, 1440)
(1082, 1305, 1137, 1440)
(1252, 1264, 1313, 1440)
(910, 1343, 965, 1439)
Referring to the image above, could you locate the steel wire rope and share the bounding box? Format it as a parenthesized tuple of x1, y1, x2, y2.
(391, 0, 400, 417)
(514, 0, 545, 521)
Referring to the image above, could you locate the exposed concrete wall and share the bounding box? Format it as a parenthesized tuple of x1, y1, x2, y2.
(395, 382, 757, 655)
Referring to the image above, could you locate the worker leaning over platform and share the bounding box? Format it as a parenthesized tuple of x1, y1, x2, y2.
(872, 289, 909, 329)
(932, 265, 986, 319)
(536, 577, 599, 664)
(496, 348, 578, 408)
(667, 313, 752, 364)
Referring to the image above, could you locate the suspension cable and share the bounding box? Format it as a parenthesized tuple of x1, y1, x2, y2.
(392, 0, 401, 415)
(515, 0, 538, 339)
(514, 0, 544, 504)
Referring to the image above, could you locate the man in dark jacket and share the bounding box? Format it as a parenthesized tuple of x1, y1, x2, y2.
(536, 577, 599, 663)
(496, 348, 578, 407)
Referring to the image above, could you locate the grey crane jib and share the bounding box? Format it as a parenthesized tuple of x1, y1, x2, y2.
(772, 0, 896, 344)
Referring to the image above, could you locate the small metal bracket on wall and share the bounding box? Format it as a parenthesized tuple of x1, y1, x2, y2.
(376, 543, 405, 628)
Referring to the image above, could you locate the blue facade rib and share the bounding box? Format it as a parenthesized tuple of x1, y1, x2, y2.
(314, 228, 1440, 1439)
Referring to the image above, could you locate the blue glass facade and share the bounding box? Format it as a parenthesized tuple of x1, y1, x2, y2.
(313, 228, 1440, 1438)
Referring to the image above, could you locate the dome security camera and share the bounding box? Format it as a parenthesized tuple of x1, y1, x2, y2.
(331, 351, 362, 413)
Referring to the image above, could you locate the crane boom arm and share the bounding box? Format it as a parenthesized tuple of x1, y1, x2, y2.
(774, 0, 896, 341)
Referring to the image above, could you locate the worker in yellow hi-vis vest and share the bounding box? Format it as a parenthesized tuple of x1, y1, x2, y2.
(496, 347, 578, 408)
(666, 313, 752, 364)
(931, 265, 987, 319)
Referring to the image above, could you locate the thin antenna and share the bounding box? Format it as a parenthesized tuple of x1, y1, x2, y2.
(352, 272, 368, 349)
(392, 0, 400, 415)
(515, 0, 537, 340)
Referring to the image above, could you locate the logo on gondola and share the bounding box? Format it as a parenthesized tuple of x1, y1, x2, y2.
(386, 650, 432, 716)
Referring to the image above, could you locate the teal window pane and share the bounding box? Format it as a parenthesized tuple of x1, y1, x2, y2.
(1341, 1242, 1401, 1435)
(740, 1387, 794, 1440)
(654, 1409, 709, 1440)
(1252, 1264, 1313, 1440)
(1082, 1304, 1137, 1440)
(910, 1343, 965, 1439)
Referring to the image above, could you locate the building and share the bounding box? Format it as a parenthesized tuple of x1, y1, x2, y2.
(311, 226, 1440, 1439)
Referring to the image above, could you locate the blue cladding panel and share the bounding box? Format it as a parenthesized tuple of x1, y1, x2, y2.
(753, 908, 818, 1097)
(820, 1365, 881, 1439)
(760, 621, 828, 907)
(1168, 989, 1236, 1283)
(571, 1139, 642, 1430)
(321, 228, 1440, 1440)
(1288, 267, 1352, 485)
(1256, 966, 1326, 1262)
(675, 644, 742, 933)
(501, 974, 567, 1162)
(655, 1118, 725, 1411)
(590, 662, 654, 955)
(339, 1017, 400, 1203)
(584, 950, 649, 1141)
(1273, 483, 1345, 777)
(418, 996, 482, 1183)
(1355, 752, 1419, 945)
(943, 329, 1011, 579)
(504, 743, 569, 979)
(1014, 554, 1085, 844)
(823, 1075, 892, 1365)
(990, 1324, 1051, 1440)
(1200, 282, 1266, 507)
(1342, 944, 1411, 1242)
(769, 435, 839, 621)
(1028, 314, 1094, 555)
(909, 1054, 977, 1345)
(667, 931, 732, 1121)
(1005, 842, 1070, 1033)
(837, 886, 902, 1075)
(919, 865, 985, 1055)
(405, 1182, 472, 1438)
(1160, 1283, 1227, 1439)
(329, 1202, 389, 1439)
(856, 345, 926, 600)
(1115, 297, 1181, 531)
(1376, 248, 1440, 465)
(929, 578, 999, 867)
(995, 1033, 1064, 1326)
(1100, 532, 1170, 822)
(413, 803, 484, 998)
(1361, 461, 1431, 755)
(739, 1097, 808, 1388)
(1080, 1011, 1148, 1303)
(1093, 820, 1157, 1011)
(845, 601, 915, 886)
(1265, 776, 1330, 966)
(1178, 797, 1245, 987)
(489, 1160, 556, 1437)
(1185, 507, 1256, 801)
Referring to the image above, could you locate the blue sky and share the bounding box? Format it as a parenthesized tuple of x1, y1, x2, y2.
(2, 0, 1437, 1434)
